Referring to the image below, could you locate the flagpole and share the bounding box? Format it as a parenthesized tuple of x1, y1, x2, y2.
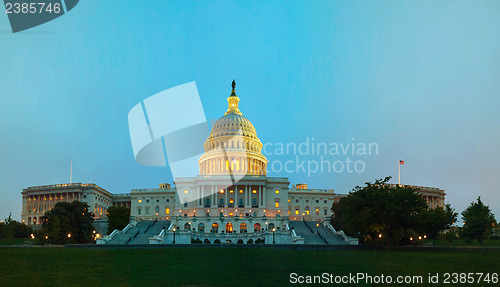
(70, 161, 73, 184)
(398, 160, 400, 186)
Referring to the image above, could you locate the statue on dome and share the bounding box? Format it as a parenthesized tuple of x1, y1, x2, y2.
(232, 80, 236, 91)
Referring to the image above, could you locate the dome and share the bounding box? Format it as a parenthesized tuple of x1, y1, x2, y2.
(198, 81, 267, 176)
(207, 113, 258, 140)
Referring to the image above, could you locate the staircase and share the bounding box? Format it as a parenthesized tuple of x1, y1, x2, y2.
(106, 220, 171, 245)
(289, 221, 347, 245)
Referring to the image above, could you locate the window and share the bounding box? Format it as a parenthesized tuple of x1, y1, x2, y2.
(239, 190, 243, 193)
(156, 199, 159, 203)
(316, 200, 319, 203)
(316, 208, 319, 215)
(275, 200, 280, 208)
(198, 223, 205, 233)
(324, 200, 327, 204)
(238, 198, 244, 207)
(166, 199, 170, 202)
(146, 207, 150, 215)
(295, 209, 299, 215)
(184, 223, 191, 231)
(146, 199, 149, 203)
(155, 206, 160, 215)
(138, 199, 142, 203)
(184, 189, 188, 194)
(305, 206, 310, 215)
(295, 199, 299, 203)
(138, 208, 142, 215)
(324, 209, 328, 215)
(166, 208, 170, 215)
(252, 190, 257, 193)
(184, 202, 188, 208)
(275, 189, 279, 194)
(219, 198, 224, 207)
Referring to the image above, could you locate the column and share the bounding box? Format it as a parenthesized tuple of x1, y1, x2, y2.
(225, 187, 228, 207)
(235, 185, 238, 207)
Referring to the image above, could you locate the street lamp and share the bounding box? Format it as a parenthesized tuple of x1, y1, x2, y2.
(172, 227, 176, 244)
(272, 228, 276, 244)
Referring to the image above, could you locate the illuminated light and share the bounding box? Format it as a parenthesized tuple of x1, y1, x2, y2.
(263, 210, 266, 213)
(138, 200, 142, 203)
(68, 234, 71, 238)
(317, 223, 320, 227)
(418, 236, 422, 240)
(93, 230, 96, 234)
(184, 190, 188, 194)
(410, 237, 413, 241)
(96, 234, 100, 238)
(45, 236, 48, 239)
(172, 227, 176, 232)
(230, 190, 234, 193)
(424, 235, 427, 239)
(378, 234, 382, 238)
(252, 190, 257, 193)
(272, 228, 276, 232)
(239, 190, 243, 193)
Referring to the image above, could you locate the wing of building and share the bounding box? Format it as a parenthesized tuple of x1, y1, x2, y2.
(20, 82, 445, 245)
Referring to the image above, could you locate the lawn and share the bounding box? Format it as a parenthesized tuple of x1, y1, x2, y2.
(0, 247, 498, 287)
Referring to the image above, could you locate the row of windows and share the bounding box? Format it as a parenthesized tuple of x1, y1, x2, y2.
(292, 207, 329, 216)
(291, 199, 329, 204)
(137, 198, 172, 203)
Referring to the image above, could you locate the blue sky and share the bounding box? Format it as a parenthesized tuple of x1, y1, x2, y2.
(1, 0, 499, 220)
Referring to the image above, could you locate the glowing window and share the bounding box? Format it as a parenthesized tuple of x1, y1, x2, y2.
(295, 209, 299, 215)
(138, 200, 142, 203)
(275, 190, 279, 194)
(220, 190, 224, 193)
(239, 190, 243, 193)
(275, 201, 279, 208)
(316, 209, 319, 215)
(230, 190, 234, 193)
(252, 190, 257, 194)
(184, 190, 188, 194)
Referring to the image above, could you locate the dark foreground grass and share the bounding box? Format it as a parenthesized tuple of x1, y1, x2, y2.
(0, 247, 498, 287)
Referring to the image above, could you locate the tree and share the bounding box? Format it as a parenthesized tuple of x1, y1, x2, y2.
(332, 177, 428, 246)
(0, 213, 32, 238)
(40, 201, 94, 244)
(106, 206, 131, 234)
(460, 197, 497, 245)
(417, 204, 458, 241)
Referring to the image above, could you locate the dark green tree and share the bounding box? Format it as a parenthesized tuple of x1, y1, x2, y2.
(0, 213, 32, 238)
(106, 206, 131, 234)
(332, 177, 428, 246)
(460, 197, 496, 245)
(417, 204, 458, 241)
(40, 201, 94, 244)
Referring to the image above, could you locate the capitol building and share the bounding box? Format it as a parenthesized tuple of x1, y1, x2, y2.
(21, 82, 446, 245)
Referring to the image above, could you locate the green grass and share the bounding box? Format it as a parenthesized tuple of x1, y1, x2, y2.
(0, 248, 498, 287)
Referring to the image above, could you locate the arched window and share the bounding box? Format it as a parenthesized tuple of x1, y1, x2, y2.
(268, 223, 275, 231)
(205, 198, 210, 207)
(226, 222, 233, 233)
(198, 223, 205, 233)
(155, 206, 160, 215)
(240, 223, 247, 233)
(252, 198, 257, 207)
(137, 207, 142, 215)
(254, 223, 261, 232)
(212, 223, 219, 233)
(229, 198, 234, 207)
(315, 207, 320, 216)
(184, 223, 191, 231)
(145, 207, 150, 215)
(219, 198, 224, 207)
(28, 217, 31, 225)
(275, 199, 280, 208)
(305, 206, 310, 215)
(165, 208, 170, 215)
(238, 198, 244, 207)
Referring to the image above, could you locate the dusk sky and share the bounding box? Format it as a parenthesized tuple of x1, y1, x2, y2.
(1, 0, 499, 221)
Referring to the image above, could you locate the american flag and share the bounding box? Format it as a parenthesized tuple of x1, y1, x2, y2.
(399, 160, 404, 165)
